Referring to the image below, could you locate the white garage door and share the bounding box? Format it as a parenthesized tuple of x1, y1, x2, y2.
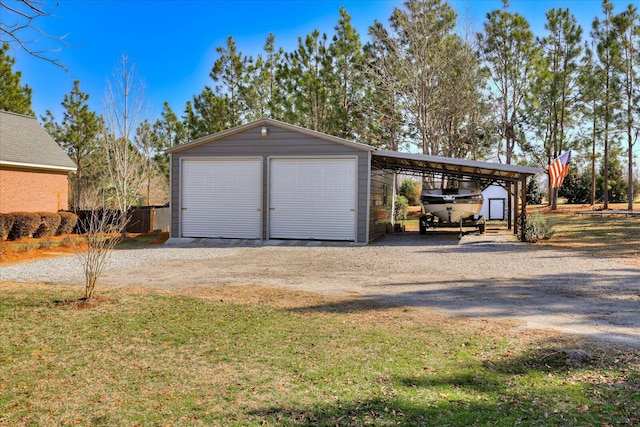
(269, 158, 357, 241)
(181, 158, 262, 238)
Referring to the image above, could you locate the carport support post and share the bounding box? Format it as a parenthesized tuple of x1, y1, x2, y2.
(520, 174, 528, 241)
(507, 182, 513, 231)
(513, 180, 519, 235)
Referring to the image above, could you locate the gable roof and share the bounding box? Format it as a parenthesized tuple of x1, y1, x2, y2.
(0, 110, 77, 171)
(165, 118, 541, 182)
(165, 118, 376, 154)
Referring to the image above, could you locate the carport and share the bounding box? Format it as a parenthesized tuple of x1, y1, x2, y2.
(371, 150, 540, 236)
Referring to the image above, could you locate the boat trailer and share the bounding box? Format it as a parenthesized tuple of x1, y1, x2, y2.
(419, 212, 486, 240)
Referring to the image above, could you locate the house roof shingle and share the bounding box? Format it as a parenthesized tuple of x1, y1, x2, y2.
(0, 110, 76, 171)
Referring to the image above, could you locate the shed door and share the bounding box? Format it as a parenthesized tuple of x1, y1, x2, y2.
(181, 158, 262, 238)
(488, 198, 505, 220)
(269, 158, 357, 241)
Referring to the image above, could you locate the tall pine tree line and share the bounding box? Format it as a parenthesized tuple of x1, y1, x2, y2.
(3, 0, 639, 208)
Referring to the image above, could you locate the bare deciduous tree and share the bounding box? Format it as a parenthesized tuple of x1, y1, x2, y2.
(75, 207, 125, 300)
(100, 55, 153, 234)
(0, 0, 68, 70)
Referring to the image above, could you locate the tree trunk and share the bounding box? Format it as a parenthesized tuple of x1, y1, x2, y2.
(603, 122, 609, 210)
(591, 110, 596, 206)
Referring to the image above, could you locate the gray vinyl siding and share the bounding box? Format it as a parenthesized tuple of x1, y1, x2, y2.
(369, 166, 394, 241)
(170, 124, 371, 243)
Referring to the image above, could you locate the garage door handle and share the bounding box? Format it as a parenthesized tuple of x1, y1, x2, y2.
(270, 208, 276, 211)
(182, 208, 188, 211)
(257, 209, 261, 212)
(350, 209, 356, 212)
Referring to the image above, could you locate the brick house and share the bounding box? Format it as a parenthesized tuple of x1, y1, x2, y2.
(0, 110, 77, 213)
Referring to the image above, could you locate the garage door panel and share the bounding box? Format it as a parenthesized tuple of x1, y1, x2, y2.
(269, 158, 357, 241)
(181, 159, 262, 239)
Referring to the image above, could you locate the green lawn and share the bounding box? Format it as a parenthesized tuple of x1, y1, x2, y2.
(1, 284, 638, 426)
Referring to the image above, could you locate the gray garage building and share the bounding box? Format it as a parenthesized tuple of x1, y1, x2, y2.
(166, 118, 538, 243)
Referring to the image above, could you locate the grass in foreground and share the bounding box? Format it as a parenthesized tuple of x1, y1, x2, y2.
(1, 283, 638, 426)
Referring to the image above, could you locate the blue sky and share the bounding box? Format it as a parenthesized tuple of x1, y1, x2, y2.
(6, 0, 631, 123)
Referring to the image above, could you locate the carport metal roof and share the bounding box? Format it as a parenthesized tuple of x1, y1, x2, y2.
(372, 150, 540, 182)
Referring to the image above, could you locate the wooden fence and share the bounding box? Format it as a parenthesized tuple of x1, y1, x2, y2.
(73, 206, 170, 234)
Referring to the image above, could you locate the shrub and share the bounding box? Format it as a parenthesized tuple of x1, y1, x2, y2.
(60, 235, 74, 247)
(8, 212, 40, 240)
(518, 212, 554, 243)
(33, 212, 62, 238)
(559, 169, 591, 204)
(394, 195, 409, 223)
(16, 242, 35, 253)
(57, 212, 78, 235)
(399, 179, 421, 206)
(0, 213, 14, 240)
(39, 237, 54, 249)
(526, 178, 544, 205)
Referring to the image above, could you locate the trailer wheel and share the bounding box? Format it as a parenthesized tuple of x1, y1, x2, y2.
(419, 216, 427, 235)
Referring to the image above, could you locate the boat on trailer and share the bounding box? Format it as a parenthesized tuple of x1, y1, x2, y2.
(419, 178, 485, 237)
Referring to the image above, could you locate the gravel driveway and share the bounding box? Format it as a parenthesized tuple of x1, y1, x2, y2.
(2, 231, 639, 347)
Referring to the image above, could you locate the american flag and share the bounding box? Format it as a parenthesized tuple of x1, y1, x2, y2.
(549, 151, 571, 189)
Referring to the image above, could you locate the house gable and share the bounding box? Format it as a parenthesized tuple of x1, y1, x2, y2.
(0, 110, 77, 171)
(0, 110, 76, 212)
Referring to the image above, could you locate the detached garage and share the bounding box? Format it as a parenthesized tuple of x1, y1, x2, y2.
(166, 119, 377, 243)
(167, 119, 538, 244)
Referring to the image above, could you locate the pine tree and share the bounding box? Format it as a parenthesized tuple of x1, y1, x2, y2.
(592, 0, 623, 209)
(328, 7, 365, 139)
(362, 21, 405, 150)
(558, 165, 592, 204)
(478, 0, 539, 165)
(152, 101, 185, 178)
(184, 87, 229, 140)
(596, 146, 628, 203)
(244, 33, 285, 121)
(614, 4, 640, 210)
(478, 0, 539, 229)
(210, 36, 248, 127)
(282, 29, 333, 132)
(436, 33, 490, 159)
(41, 80, 99, 209)
(385, 0, 457, 155)
(0, 43, 33, 115)
(531, 8, 583, 210)
(578, 40, 602, 205)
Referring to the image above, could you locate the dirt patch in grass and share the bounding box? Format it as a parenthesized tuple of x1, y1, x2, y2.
(51, 294, 113, 309)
